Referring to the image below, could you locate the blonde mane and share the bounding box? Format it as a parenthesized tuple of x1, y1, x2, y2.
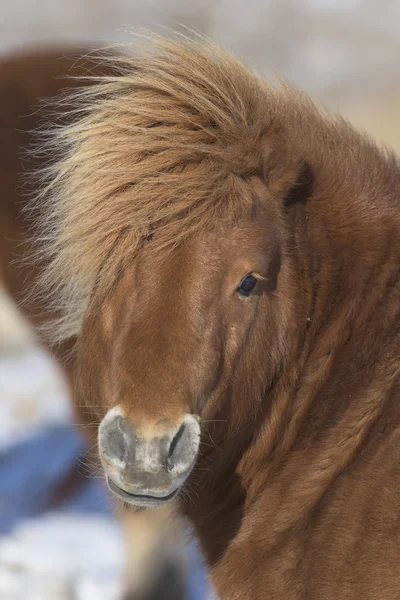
(30, 34, 290, 342)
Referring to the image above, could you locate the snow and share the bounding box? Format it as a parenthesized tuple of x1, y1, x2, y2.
(0, 513, 124, 600)
(0, 347, 71, 451)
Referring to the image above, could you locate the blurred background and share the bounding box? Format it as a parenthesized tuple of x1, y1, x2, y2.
(0, 1, 399, 599)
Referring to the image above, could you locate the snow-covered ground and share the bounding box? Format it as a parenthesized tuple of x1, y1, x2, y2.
(0, 347, 70, 451)
(0, 513, 124, 600)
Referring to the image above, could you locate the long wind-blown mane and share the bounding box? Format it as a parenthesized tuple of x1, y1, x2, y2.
(29, 33, 395, 343)
(27, 34, 296, 341)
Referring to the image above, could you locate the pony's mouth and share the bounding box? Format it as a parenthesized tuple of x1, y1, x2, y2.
(107, 477, 179, 507)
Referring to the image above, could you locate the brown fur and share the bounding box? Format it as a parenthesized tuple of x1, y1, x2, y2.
(3, 35, 400, 599)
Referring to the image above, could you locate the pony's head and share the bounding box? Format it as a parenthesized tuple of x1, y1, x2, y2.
(36, 36, 303, 507)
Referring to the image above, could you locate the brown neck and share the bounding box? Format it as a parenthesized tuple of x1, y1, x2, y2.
(181, 136, 400, 578)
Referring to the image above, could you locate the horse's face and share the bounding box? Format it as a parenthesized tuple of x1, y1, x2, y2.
(79, 177, 288, 507)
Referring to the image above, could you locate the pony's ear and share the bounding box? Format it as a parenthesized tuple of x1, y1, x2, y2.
(261, 125, 303, 201)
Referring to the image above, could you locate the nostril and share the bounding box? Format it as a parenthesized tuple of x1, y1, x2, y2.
(168, 423, 185, 461)
(167, 416, 200, 475)
(98, 411, 131, 468)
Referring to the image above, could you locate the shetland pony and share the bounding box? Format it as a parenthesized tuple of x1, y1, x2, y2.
(7, 36, 400, 599)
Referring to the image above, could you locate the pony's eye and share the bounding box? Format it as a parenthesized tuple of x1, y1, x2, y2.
(237, 274, 258, 297)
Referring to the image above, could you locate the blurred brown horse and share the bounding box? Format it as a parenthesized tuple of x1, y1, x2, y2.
(0, 46, 186, 600)
(4, 35, 400, 600)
